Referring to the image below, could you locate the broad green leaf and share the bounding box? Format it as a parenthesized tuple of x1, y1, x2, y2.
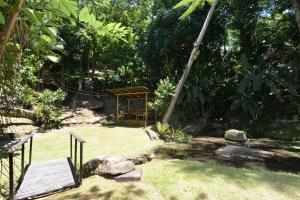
(180, 0, 206, 19)
(23, 8, 42, 25)
(44, 27, 58, 39)
(0, 0, 7, 7)
(47, 55, 60, 63)
(174, 0, 195, 9)
(0, 12, 5, 24)
(79, 7, 90, 22)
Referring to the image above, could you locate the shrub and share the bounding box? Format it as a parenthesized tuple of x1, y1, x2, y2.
(33, 89, 66, 129)
(156, 122, 190, 143)
(156, 122, 171, 138)
(149, 77, 175, 116)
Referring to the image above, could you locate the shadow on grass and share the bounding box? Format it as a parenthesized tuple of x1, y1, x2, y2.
(57, 184, 146, 200)
(164, 159, 300, 198)
(153, 136, 300, 174)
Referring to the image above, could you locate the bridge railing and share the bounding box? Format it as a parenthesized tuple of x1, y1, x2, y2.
(8, 133, 34, 200)
(70, 132, 85, 185)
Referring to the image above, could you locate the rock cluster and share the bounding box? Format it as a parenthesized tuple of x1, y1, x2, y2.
(82, 153, 154, 182)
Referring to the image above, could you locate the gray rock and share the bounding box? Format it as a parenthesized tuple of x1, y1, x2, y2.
(114, 169, 142, 182)
(99, 157, 135, 175)
(225, 129, 247, 142)
(145, 128, 159, 140)
(127, 152, 155, 165)
(85, 117, 102, 124)
(82, 157, 105, 177)
(216, 145, 273, 161)
(82, 156, 135, 177)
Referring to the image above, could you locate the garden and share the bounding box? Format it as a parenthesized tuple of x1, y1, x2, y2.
(1, 0, 300, 199)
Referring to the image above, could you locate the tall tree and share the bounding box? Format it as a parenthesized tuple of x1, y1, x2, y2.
(292, 0, 300, 33)
(0, 0, 24, 82)
(163, 0, 219, 123)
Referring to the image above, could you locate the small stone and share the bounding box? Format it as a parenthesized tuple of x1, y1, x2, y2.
(114, 169, 142, 182)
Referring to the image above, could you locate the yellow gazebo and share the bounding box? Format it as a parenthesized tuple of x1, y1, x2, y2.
(107, 86, 155, 126)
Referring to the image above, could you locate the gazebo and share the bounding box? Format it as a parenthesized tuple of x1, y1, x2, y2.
(107, 86, 155, 126)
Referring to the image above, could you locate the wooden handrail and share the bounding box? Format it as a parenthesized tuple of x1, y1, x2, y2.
(70, 132, 85, 185)
(70, 133, 86, 144)
(8, 134, 34, 200)
(8, 134, 34, 154)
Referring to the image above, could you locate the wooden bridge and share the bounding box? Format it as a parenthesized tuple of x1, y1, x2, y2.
(8, 133, 86, 200)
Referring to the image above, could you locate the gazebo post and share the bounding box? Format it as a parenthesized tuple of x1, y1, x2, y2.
(116, 95, 119, 121)
(128, 100, 130, 113)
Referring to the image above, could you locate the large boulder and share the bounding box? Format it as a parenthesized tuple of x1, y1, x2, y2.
(99, 157, 136, 175)
(224, 129, 248, 143)
(216, 145, 273, 161)
(82, 156, 135, 177)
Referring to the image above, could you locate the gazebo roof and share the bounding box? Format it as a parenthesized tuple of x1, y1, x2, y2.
(107, 86, 154, 99)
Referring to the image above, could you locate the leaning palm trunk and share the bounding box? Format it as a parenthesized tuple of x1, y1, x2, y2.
(292, 0, 300, 33)
(163, 0, 219, 123)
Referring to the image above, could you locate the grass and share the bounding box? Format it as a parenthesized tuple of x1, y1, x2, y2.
(31, 125, 161, 163)
(50, 160, 300, 200)
(1, 125, 300, 200)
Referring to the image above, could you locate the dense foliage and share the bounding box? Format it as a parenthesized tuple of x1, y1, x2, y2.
(1, 0, 299, 136)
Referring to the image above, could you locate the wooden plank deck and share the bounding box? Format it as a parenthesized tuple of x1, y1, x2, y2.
(15, 158, 78, 200)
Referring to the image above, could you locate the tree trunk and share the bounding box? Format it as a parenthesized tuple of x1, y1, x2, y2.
(0, 0, 25, 82)
(0, 107, 36, 120)
(292, 0, 300, 33)
(162, 0, 219, 123)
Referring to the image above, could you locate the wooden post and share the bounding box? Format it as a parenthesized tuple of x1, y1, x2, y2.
(116, 95, 119, 121)
(29, 137, 33, 165)
(145, 93, 148, 126)
(28, 136, 33, 165)
(127, 100, 130, 113)
(21, 144, 25, 180)
(9, 153, 14, 200)
(74, 140, 77, 169)
(80, 143, 83, 185)
(70, 134, 72, 159)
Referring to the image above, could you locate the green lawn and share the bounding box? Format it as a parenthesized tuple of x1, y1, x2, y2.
(50, 160, 300, 200)
(30, 126, 161, 163)
(1, 126, 300, 200)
